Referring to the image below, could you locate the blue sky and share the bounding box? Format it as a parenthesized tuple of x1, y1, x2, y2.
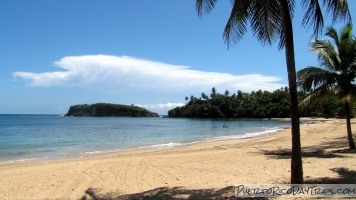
(0, 0, 355, 115)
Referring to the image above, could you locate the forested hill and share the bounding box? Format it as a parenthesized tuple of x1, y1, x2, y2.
(65, 103, 159, 117)
(168, 87, 349, 118)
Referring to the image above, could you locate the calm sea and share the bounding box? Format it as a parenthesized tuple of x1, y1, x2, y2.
(0, 114, 291, 162)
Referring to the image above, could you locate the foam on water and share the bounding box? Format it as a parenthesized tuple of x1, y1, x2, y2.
(139, 142, 188, 149)
(208, 127, 283, 141)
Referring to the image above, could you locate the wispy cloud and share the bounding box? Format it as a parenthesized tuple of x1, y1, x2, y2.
(13, 55, 284, 92)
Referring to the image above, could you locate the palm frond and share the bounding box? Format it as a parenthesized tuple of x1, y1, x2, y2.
(301, 0, 351, 36)
(323, 0, 351, 24)
(299, 83, 333, 111)
(223, 0, 251, 47)
(337, 24, 355, 71)
(277, 29, 286, 50)
(345, 86, 356, 105)
(325, 26, 339, 46)
(338, 42, 354, 71)
(302, 0, 324, 36)
(310, 39, 340, 71)
(196, 0, 219, 16)
(340, 23, 352, 42)
(351, 60, 356, 72)
(288, 0, 296, 19)
(249, 0, 281, 46)
(277, 0, 295, 50)
(297, 66, 336, 92)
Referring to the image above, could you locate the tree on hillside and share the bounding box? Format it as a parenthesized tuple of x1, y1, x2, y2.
(210, 87, 217, 99)
(195, 0, 351, 183)
(201, 92, 209, 100)
(297, 24, 355, 149)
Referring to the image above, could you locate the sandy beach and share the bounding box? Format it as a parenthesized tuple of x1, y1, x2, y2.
(0, 118, 355, 199)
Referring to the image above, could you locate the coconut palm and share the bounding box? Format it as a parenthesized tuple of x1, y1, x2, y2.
(195, 0, 351, 183)
(298, 24, 355, 149)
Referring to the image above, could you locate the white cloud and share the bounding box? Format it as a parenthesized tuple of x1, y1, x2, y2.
(137, 103, 185, 114)
(13, 54, 284, 92)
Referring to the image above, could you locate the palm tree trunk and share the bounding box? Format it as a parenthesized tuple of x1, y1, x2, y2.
(280, 1, 303, 184)
(345, 101, 355, 149)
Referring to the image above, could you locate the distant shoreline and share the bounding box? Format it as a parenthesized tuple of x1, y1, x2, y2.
(65, 103, 159, 117)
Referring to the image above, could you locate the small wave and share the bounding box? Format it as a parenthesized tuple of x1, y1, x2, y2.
(2, 156, 48, 162)
(209, 128, 283, 142)
(138, 142, 190, 149)
(84, 150, 105, 155)
(263, 126, 283, 130)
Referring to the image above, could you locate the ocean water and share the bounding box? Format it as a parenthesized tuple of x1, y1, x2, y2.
(0, 115, 291, 162)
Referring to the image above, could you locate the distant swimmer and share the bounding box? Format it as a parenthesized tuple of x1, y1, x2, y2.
(223, 124, 228, 128)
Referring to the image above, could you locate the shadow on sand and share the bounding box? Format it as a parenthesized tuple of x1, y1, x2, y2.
(257, 136, 356, 159)
(80, 186, 269, 200)
(306, 167, 356, 184)
(81, 135, 355, 200)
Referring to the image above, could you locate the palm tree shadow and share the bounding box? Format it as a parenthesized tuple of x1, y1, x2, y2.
(306, 167, 356, 184)
(259, 148, 347, 159)
(257, 136, 355, 159)
(80, 186, 269, 200)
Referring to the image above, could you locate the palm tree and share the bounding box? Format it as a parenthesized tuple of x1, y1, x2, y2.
(210, 87, 217, 99)
(195, 0, 351, 183)
(201, 92, 209, 100)
(297, 24, 355, 149)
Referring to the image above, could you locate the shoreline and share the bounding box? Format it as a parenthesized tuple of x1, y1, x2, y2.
(0, 118, 354, 199)
(0, 118, 294, 163)
(0, 117, 325, 163)
(0, 126, 285, 163)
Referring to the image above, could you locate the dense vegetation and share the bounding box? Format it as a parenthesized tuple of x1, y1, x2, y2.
(66, 103, 159, 117)
(168, 87, 353, 119)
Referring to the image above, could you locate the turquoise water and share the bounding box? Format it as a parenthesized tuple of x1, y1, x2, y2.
(0, 115, 291, 162)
